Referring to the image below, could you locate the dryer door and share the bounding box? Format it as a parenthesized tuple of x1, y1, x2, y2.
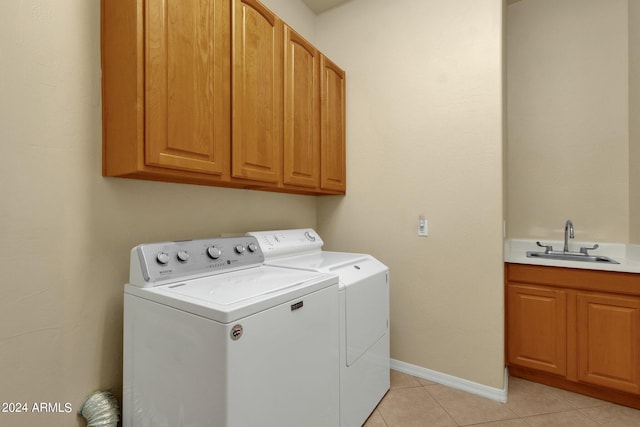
(332, 259, 389, 366)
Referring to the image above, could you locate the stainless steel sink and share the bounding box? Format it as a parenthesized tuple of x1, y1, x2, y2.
(526, 251, 620, 264)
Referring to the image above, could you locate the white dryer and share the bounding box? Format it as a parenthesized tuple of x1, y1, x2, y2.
(247, 229, 390, 427)
(123, 236, 340, 427)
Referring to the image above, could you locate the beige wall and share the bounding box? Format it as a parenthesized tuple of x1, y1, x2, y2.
(1, 1, 507, 423)
(631, 0, 640, 244)
(262, 0, 317, 41)
(507, 0, 630, 242)
(0, 1, 316, 425)
(315, 0, 506, 388)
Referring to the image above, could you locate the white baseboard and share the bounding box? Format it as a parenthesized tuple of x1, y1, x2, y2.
(390, 359, 508, 403)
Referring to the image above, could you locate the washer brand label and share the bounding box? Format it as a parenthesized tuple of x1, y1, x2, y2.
(230, 324, 243, 341)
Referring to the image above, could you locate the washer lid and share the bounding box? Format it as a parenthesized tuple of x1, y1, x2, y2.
(165, 266, 328, 305)
(125, 266, 338, 323)
(264, 251, 367, 270)
(263, 251, 387, 287)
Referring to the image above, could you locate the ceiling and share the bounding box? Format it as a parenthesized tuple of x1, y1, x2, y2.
(302, 0, 351, 14)
(304, 0, 522, 15)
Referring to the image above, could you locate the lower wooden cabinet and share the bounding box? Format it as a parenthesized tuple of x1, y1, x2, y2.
(507, 284, 567, 376)
(506, 263, 640, 408)
(576, 292, 640, 395)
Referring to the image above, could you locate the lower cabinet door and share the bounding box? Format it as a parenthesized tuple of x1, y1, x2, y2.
(577, 292, 640, 394)
(507, 284, 567, 376)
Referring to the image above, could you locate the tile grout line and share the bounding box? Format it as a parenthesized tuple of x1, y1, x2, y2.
(422, 384, 524, 427)
(376, 371, 640, 426)
(575, 407, 608, 427)
(422, 384, 466, 426)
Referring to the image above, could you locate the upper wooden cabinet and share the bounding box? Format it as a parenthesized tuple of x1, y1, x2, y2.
(232, 0, 283, 184)
(102, 0, 231, 184)
(320, 56, 346, 193)
(282, 28, 347, 193)
(146, 0, 231, 177)
(101, 0, 345, 195)
(283, 26, 321, 189)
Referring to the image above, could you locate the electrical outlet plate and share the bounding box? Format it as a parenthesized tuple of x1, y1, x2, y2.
(418, 216, 428, 237)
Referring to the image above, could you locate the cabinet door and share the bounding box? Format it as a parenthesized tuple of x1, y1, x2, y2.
(577, 293, 640, 394)
(507, 284, 567, 376)
(146, 0, 230, 176)
(232, 0, 283, 183)
(283, 27, 320, 189)
(320, 56, 346, 193)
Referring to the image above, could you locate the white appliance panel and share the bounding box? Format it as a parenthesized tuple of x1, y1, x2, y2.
(257, 252, 389, 366)
(125, 266, 336, 323)
(246, 229, 391, 427)
(249, 228, 323, 258)
(333, 263, 389, 366)
(260, 251, 370, 288)
(123, 295, 229, 427)
(124, 235, 341, 426)
(164, 266, 325, 305)
(124, 284, 339, 427)
(340, 325, 390, 427)
(227, 284, 340, 426)
(292, 252, 369, 275)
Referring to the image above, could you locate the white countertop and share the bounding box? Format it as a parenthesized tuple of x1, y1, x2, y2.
(505, 239, 640, 274)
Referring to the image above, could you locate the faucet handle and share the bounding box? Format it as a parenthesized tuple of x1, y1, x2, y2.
(536, 241, 553, 254)
(579, 244, 599, 255)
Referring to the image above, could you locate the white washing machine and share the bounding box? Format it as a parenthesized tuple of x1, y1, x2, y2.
(123, 235, 340, 427)
(247, 229, 390, 427)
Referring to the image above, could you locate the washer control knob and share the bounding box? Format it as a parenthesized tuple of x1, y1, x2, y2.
(247, 243, 258, 253)
(235, 244, 245, 254)
(304, 231, 316, 241)
(177, 250, 189, 262)
(156, 252, 170, 265)
(207, 246, 222, 259)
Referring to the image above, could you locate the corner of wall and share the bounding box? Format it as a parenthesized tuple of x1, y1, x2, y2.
(630, 0, 640, 244)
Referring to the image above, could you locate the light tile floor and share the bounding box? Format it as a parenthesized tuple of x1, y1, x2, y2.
(364, 370, 640, 427)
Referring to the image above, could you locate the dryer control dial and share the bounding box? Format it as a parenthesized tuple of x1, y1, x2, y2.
(207, 246, 222, 259)
(177, 250, 189, 262)
(156, 252, 170, 265)
(247, 243, 258, 253)
(235, 244, 245, 254)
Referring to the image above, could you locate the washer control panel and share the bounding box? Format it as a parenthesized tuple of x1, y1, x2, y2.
(129, 236, 265, 286)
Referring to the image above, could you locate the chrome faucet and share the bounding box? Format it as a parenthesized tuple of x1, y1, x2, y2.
(563, 220, 574, 252)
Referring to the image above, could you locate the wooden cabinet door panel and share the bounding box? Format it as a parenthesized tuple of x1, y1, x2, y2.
(507, 284, 567, 376)
(320, 55, 346, 193)
(283, 27, 320, 188)
(577, 293, 640, 394)
(146, 0, 230, 175)
(232, 0, 283, 183)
